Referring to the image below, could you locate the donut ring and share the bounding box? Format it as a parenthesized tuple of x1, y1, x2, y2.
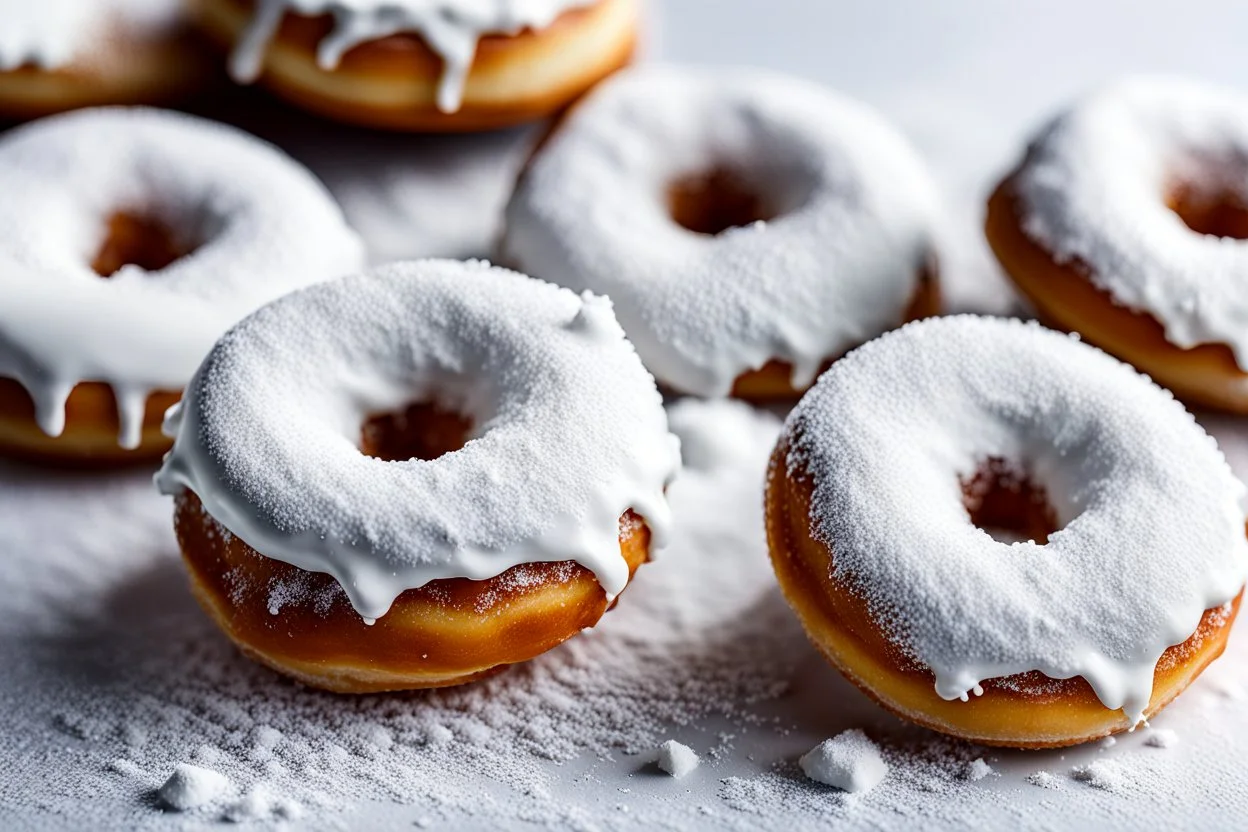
(502, 65, 942, 400)
(0, 1, 211, 120)
(0, 107, 363, 465)
(156, 260, 680, 691)
(766, 316, 1248, 748)
(987, 76, 1248, 413)
(194, 0, 639, 131)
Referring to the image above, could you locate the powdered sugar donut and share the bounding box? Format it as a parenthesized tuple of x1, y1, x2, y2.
(987, 76, 1248, 413)
(0, 107, 364, 465)
(195, 0, 638, 131)
(156, 259, 680, 692)
(0, 0, 210, 118)
(766, 315, 1248, 748)
(501, 65, 942, 399)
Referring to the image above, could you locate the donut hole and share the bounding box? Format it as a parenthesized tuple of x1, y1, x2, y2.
(1168, 181, 1248, 240)
(360, 402, 473, 462)
(668, 168, 776, 235)
(92, 212, 194, 277)
(962, 458, 1059, 545)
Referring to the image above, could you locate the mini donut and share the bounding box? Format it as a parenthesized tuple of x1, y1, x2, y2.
(0, 107, 364, 465)
(155, 259, 680, 692)
(501, 65, 942, 400)
(765, 315, 1248, 748)
(193, 0, 639, 131)
(987, 76, 1248, 413)
(0, 1, 211, 119)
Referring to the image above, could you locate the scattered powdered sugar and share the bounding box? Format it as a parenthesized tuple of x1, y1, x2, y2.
(965, 758, 993, 781)
(1147, 729, 1180, 749)
(1027, 771, 1062, 790)
(501, 64, 942, 397)
(1071, 761, 1133, 793)
(1014, 76, 1248, 370)
(156, 764, 230, 811)
(657, 741, 700, 779)
(157, 260, 680, 621)
(799, 730, 889, 794)
(783, 315, 1248, 724)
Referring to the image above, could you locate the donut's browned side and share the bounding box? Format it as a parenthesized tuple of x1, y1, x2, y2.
(175, 492, 653, 692)
(192, 0, 639, 131)
(764, 437, 1242, 748)
(985, 176, 1248, 413)
(0, 379, 177, 466)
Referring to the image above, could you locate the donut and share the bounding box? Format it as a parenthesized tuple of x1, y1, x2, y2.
(765, 315, 1248, 748)
(501, 65, 942, 400)
(193, 0, 639, 131)
(986, 76, 1248, 413)
(0, 1, 211, 119)
(155, 259, 680, 692)
(0, 107, 364, 465)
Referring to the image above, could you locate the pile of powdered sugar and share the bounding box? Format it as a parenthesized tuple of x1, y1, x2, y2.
(3, 399, 1248, 830)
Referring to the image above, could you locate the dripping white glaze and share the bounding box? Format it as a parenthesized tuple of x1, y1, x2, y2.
(1014, 76, 1248, 370)
(0, 107, 364, 449)
(782, 316, 1248, 726)
(501, 64, 942, 397)
(229, 0, 595, 113)
(156, 260, 681, 622)
(0, 0, 183, 71)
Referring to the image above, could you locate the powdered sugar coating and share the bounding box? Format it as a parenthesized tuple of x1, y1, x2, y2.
(230, 0, 595, 112)
(156, 259, 680, 622)
(0, 107, 364, 449)
(783, 315, 1248, 725)
(501, 64, 942, 397)
(0, 0, 183, 70)
(1014, 76, 1248, 369)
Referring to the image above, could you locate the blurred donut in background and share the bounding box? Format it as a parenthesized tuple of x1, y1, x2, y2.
(0, 0, 212, 120)
(192, 0, 640, 131)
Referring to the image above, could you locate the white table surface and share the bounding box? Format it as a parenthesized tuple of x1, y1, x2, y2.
(7, 1, 1248, 829)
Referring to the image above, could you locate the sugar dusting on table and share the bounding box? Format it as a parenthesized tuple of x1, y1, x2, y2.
(2, 400, 1248, 829)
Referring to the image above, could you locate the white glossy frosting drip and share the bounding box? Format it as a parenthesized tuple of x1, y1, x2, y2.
(0, 107, 364, 449)
(156, 259, 681, 622)
(1015, 76, 1248, 371)
(784, 316, 1248, 726)
(501, 64, 942, 397)
(230, 0, 593, 112)
(0, 0, 183, 70)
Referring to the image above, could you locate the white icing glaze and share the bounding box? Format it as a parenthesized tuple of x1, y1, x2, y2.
(1015, 76, 1248, 370)
(0, 0, 184, 71)
(230, 0, 593, 112)
(783, 315, 1248, 726)
(0, 107, 364, 449)
(156, 259, 681, 622)
(501, 64, 942, 397)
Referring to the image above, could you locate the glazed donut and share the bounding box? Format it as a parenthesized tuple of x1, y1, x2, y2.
(765, 315, 1248, 748)
(0, 107, 363, 465)
(501, 65, 942, 400)
(987, 76, 1248, 413)
(0, 1, 211, 119)
(193, 0, 638, 131)
(155, 259, 680, 692)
